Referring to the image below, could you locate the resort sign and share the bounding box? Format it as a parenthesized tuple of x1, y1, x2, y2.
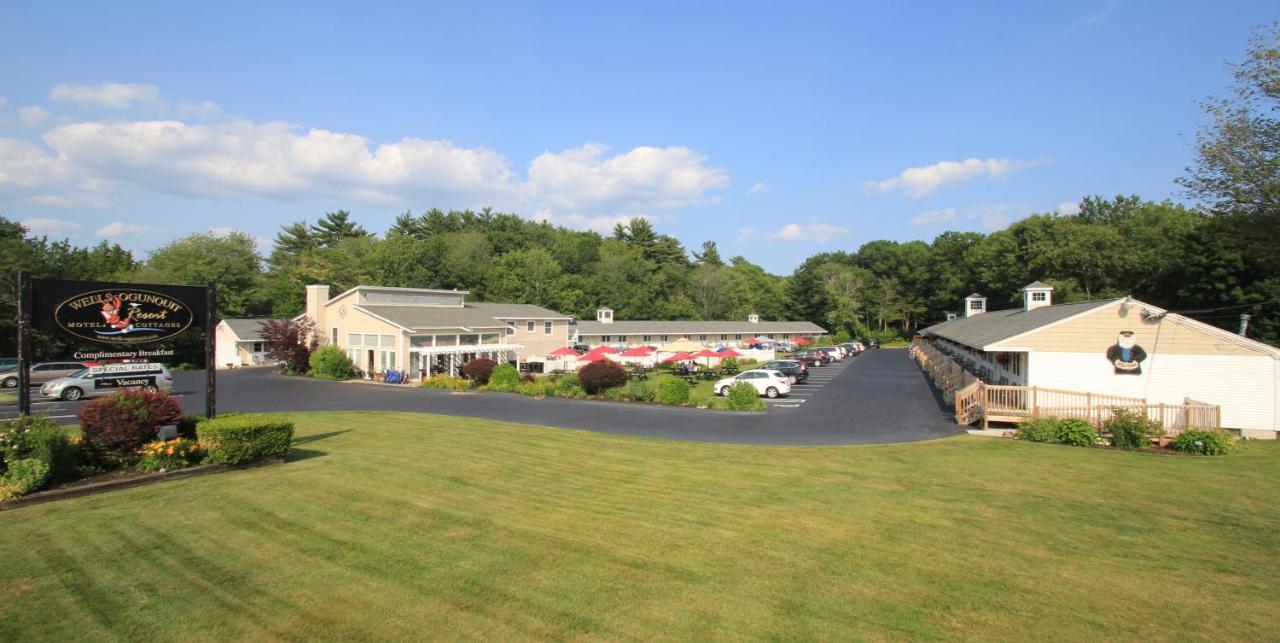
(16, 274, 218, 418)
(50, 288, 196, 345)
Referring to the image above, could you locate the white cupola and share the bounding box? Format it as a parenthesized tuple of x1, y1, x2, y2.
(1022, 281, 1054, 312)
(596, 307, 614, 324)
(964, 293, 987, 317)
(748, 313, 760, 324)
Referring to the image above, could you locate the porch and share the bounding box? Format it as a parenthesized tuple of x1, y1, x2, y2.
(407, 344, 523, 380)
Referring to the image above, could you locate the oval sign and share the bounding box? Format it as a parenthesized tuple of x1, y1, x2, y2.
(53, 288, 196, 345)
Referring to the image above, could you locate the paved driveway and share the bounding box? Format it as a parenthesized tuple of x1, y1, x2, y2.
(1, 349, 962, 445)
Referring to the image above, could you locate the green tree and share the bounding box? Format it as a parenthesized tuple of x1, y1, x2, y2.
(310, 210, 370, 247)
(137, 231, 264, 316)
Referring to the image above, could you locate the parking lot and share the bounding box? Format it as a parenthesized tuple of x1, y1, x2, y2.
(0, 349, 960, 445)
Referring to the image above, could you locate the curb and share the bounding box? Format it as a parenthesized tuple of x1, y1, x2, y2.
(0, 457, 284, 511)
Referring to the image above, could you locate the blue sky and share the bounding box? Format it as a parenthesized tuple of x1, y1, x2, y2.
(0, 2, 1274, 273)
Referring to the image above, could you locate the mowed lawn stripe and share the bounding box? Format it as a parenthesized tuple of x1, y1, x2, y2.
(1, 411, 1277, 640)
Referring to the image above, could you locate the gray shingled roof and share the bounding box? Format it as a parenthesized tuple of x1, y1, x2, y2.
(576, 320, 827, 336)
(1023, 281, 1053, 290)
(222, 318, 272, 341)
(919, 299, 1119, 349)
(359, 302, 568, 331)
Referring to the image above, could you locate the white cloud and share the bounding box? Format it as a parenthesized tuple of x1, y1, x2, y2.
(177, 100, 220, 120)
(525, 143, 729, 214)
(865, 158, 1029, 199)
(767, 223, 849, 243)
(747, 181, 766, 196)
(42, 119, 518, 206)
(96, 221, 155, 237)
(26, 194, 106, 208)
(50, 83, 158, 109)
(20, 217, 80, 235)
(910, 204, 1024, 231)
(19, 106, 50, 127)
(736, 226, 757, 243)
(532, 208, 669, 234)
(0, 97, 8, 109)
(1056, 200, 1081, 215)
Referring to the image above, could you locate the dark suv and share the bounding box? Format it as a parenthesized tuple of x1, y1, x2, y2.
(762, 359, 809, 384)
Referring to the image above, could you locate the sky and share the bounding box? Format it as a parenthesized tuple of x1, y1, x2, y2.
(0, 2, 1275, 274)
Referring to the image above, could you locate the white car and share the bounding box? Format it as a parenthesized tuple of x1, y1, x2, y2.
(715, 369, 792, 399)
(40, 363, 174, 401)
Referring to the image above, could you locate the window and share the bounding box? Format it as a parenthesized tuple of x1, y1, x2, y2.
(380, 335, 395, 348)
(364, 334, 380, 346)
(460, 334, 480, 345)
(699, 335, 707, 341)
(331, 328, 338, 345)
(481, 333, 500, 345)
(410, 335, 433, 348)
(252, 342, 264, 353)
(642, 335, 651, 342)
(1031, 291, 1047, 302)
(506, 321, 516, 337)
(720, 334, 727, 341)
(348, 334, 361, 346)
(435, 334, 457, 346)
(544, 321, 553, 335)
(602, 335, 611, 343)
(618, 335, 627, 343)
(969, 300, 984, 310)
(734, 334, 742, 340)
(527, 321, 535, 332)
(660, 335, 668, 342)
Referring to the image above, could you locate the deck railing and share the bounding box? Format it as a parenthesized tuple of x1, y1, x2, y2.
(912, 342, 1221, 435)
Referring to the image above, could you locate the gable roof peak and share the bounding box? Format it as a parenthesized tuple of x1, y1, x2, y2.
(1023, 280, 1053, 290)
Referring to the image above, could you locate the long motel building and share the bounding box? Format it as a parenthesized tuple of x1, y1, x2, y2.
(300, 285, 572, 378)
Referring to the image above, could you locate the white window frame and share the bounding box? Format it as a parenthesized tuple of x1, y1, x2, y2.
(544, 321, 553, 335)
(527, 321, 535, 332)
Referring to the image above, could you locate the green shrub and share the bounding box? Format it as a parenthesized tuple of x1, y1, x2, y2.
(462, 358, 498, 384)
(626, 380, 656, 402)
(421, 376, 472, 391)
(1016, 417, 1060, 443)
(725, 381, 765, 410)
(1054, 418, 1100, 447)
(554, 374, 581, 394)
(488, 364, 520, 392)
(657, 376, 691, 405)
(721, 357, 739, 371)
(197, 414, 294, 465)
(309, 345, 356, 380)
(2, 458, 49, 497)
(78, 390, 183, 456)
(578, 360, 629, 394)
(603, 387, 628, 401)
(515, 381, 549, 397)
(1105, 409, 1164, 449)
(1172, 429, 1236, 455)
(738, 358, 759, 368)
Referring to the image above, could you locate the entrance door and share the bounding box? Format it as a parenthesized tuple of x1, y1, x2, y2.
(366, 349, 375, 375)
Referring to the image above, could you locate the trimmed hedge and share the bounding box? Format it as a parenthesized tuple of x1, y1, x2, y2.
(657, 377, 690, 405)
(197, 414, 294, 465)
(309, 345, 356, 380)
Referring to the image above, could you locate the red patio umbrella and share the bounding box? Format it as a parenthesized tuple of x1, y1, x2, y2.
(589, 345, 621, 354)
(619, 346, 653, 357)
(716, 347, 743, 358)
(662, 352, 694, 363)
(794, 337, 811, 346)
(578, 352, 607, 362)
(548, 346, 579, 356)
(691, 348, 722, 368)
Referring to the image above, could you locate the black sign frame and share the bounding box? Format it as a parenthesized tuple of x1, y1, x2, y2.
(17, 273, 217, 419)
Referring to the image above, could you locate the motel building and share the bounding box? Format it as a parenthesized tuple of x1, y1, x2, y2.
(301, 284, 572, 379)
(573, 308, 827, 349)
(918, 281, 1280, 438)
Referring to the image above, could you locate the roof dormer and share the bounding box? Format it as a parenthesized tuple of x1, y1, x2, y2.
(1022, 281, 1053, 312)
(964, 293, 987, 317)
(748, 313, 760, 324)
(597, 307, 614, 324)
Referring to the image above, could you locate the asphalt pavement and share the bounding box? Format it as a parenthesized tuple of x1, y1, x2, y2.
(0, 349, 962, 445)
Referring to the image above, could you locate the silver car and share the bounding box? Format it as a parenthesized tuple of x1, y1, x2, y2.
(41, 363, 174, 401)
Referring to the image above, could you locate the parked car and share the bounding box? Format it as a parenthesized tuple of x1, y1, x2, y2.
(40, 363, 174, 401)
(714, 369, 791, 398)
(2, 361, 89, 388)
(816, 347, 843, 362)
(762, 359, 808, 384)
(791, 349, 829, 366)
(0, 357, 17, 371)
(867, 338, 880, 349)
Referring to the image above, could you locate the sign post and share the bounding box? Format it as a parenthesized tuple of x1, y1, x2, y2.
(206, 282, 216, 419)
(16, 271, 32, 417)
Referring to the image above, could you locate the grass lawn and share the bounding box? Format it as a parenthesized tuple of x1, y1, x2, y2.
(2, 413, 1277, 640)
(0, 390, 15, 405)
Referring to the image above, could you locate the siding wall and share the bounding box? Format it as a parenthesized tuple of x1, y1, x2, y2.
(332, 307, 406, 373)
(1028, 351, 1277, 431)
(1000, 302, 1266, 356)
(214, 323, 240, 369)
(503, 319, 571, 362)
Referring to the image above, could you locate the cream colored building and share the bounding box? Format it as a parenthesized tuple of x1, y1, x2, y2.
(301, 285, 572, 378)
(214, 318, 273, 369)
(920, 282, 1280, 437)
(573, 308, 827, 347)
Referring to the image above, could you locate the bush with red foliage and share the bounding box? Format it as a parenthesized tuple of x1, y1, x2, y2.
(462, 358, 498, 384)
(260, 317, 318, 374)
(78, 390, 183, 456)
(578, 360, 629, 394)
